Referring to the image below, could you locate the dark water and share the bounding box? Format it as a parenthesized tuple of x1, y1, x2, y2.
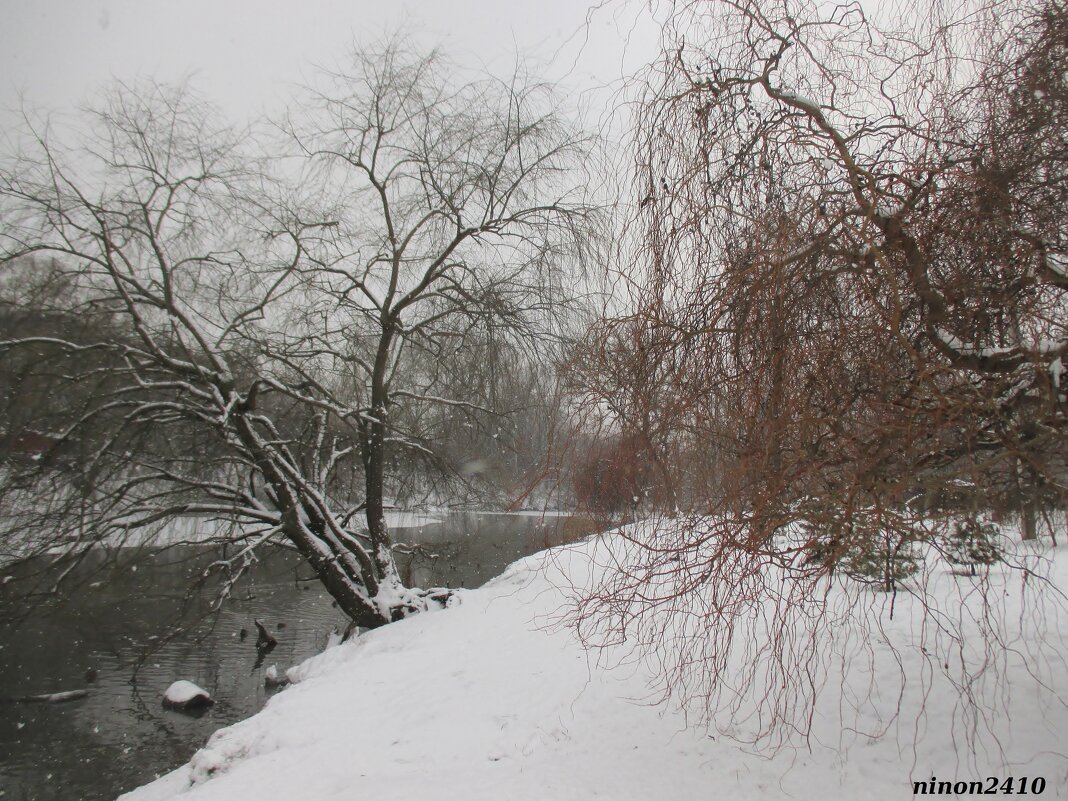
(0, 511, 587, 801)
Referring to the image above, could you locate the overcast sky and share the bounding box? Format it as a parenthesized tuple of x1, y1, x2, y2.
(0, 0, 660, 131)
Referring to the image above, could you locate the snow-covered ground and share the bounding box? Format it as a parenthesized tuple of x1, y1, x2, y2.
(121, 527, 1068, 801)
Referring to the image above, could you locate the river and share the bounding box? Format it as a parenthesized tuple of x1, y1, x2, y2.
(0, 511, 589, 801)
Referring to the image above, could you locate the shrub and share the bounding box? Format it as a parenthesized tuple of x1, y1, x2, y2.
(943, 516, 1002, 576)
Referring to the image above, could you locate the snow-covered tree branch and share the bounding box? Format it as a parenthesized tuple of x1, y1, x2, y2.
(0, 43, 599, 628)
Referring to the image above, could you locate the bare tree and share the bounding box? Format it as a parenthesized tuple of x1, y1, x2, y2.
(0, 43, 597, 628)
(568, 0, 1068, 745)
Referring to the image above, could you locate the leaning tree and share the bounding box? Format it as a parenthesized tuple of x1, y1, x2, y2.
(0, 44, 597, 628)
(569, 0, 1068, 746)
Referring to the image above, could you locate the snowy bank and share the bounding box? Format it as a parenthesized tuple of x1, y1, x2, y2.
(121, 531, 1068, 801)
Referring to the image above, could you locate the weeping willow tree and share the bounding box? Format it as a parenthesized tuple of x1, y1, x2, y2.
(570, 0, 1068, 748)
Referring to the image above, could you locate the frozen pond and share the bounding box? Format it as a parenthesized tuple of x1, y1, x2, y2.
(0, 511, 590, 801)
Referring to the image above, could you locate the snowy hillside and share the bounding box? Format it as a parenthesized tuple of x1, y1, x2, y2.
(121, 528, 1068, 801)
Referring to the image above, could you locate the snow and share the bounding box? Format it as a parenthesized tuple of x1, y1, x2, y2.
(264, 665, 288, 689)
(162, 681, 213, 707)
(874, 199, 908, 219)
(93, 515, 249, 550)
(776, 90, 821, 112)
(21, 689, 89, 703)
(382, 510, 444, 529)
(474, 509, 573, 518)
(935, 326, 1068, 361)
(122, 528, 1068, 801)
(24, 509, 443, 559)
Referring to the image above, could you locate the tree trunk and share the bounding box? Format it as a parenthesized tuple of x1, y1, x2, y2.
(233, 410, 389, 629)
(1021, 498, 1038, 541)
(363, 321, 400, 585)
(362, 410, 395, 580)
(1016, 457, 1038, 542)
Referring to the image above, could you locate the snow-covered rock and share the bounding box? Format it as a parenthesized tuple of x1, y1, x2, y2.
(162, 681, 214, 711)
(263, 665, 288, 690)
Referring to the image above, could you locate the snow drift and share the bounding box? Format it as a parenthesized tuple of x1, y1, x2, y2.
(121, 528, 1068, 800)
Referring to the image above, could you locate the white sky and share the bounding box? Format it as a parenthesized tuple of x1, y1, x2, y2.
(0, 0, 660, 131)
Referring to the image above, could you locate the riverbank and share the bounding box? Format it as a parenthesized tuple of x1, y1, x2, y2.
(121, 526, 1068, 801)
(0, 511, 585, 800)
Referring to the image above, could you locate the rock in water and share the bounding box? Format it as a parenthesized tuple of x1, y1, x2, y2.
(264, 664, 289, 690)
(162, 680, 214, 711)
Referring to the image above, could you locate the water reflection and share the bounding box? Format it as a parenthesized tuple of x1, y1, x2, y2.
(0, 511, 587, 800)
